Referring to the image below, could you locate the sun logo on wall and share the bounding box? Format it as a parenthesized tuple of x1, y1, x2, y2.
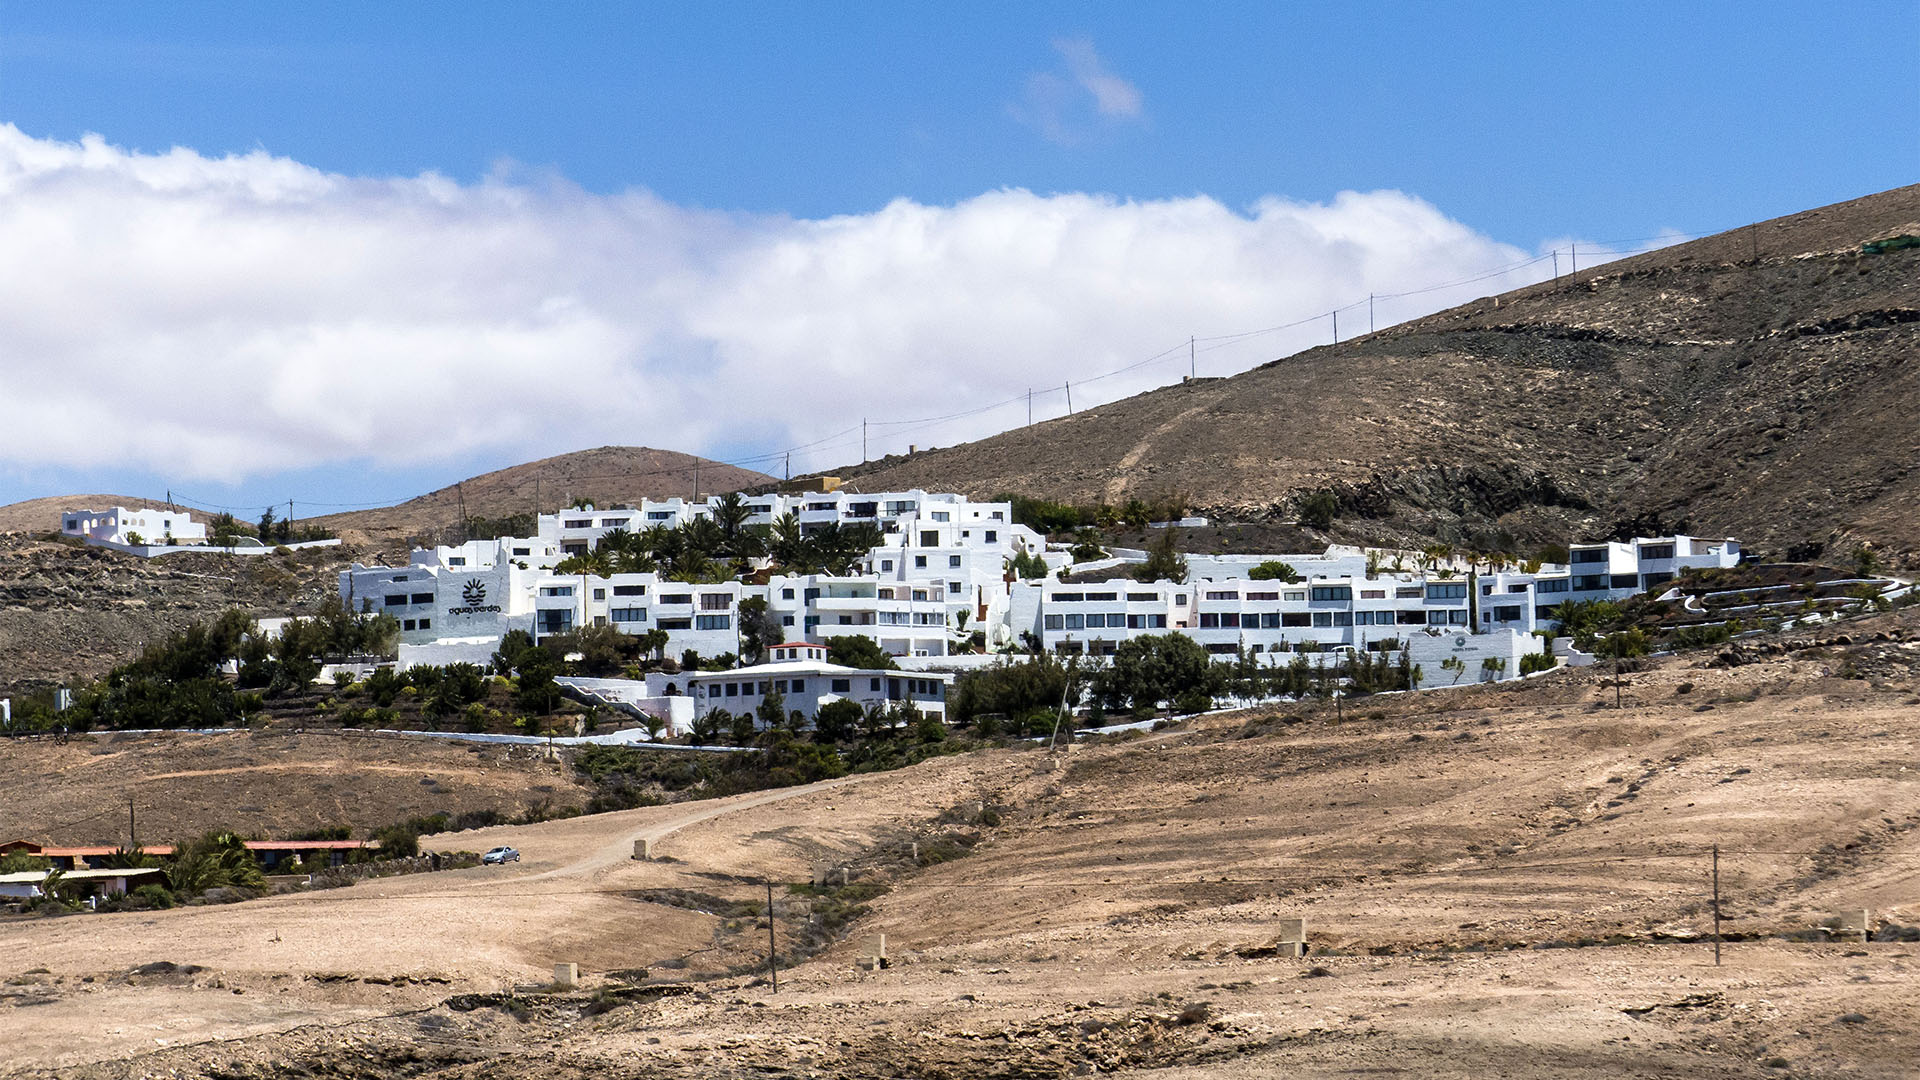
(462, 579, 487, 605)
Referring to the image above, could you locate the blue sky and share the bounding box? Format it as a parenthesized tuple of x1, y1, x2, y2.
(0, 2, 1914, 515)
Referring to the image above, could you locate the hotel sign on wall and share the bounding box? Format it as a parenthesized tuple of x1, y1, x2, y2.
(447, 578, 503, 617)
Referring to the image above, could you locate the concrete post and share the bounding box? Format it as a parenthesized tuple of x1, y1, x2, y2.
(553, 963, 578, 988)
(633, 838, 653, 861)
(1837, 909, 1871, 943)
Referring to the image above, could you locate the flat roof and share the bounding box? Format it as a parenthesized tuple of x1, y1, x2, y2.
(0, 867, 166, 884)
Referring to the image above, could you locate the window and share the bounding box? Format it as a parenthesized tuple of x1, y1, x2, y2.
(1508, 583, 1529, 593)
(565, 518, 593, 528)
(1573, 575, 1607, 591)
(448, 557, 466, 567)
(611, 607, 647, 623)
(724, 683, 738, 697)
(1127, 592, 1157, 602)
(1085, 592, 1117, 602)
(774, 680, 787, 693)
(1312, 612, 1333, 627)
(1285, 590, 1307, 601)
(949, 555, 963, 567)
(402, 619, 416, 631)
(661, 593, 692, 605)
(613, 584, 646, 596)
(1261, 612, 1282, 628)
(1174, 595, 1188, 606)
(410, 592, 434, 605)
(1246, 591, 1279, 601)
(831, 678, 851, 693)
(694, 614, 732, 631)
(1394, 586, 1422, 598)
(880, 560, 894, 571)
(1397, 611, 1427, 625)
(781, 588, 795, 600)
(1639, 544, 1674, 560)
(1571, 548, 1607, 563)
(1310, 586, 1353, 601)
(1065, 614, 1084, 630)
(513, 547, 530, 556)
(931, 512, 949, 522)
(920, 531, 939, 547)
(657, 618, 692, 630)
(1481, 585, 1494, 596)
(1537, 605, 1561, 620)
(1199, 613, 1220, 628)
(1495, 605, 1522, 621)
(1053, 592, 1083, 602)
(870, 678, 882, 691)
(912, 590, 928, 602)
(1537, 578, 1569, 593)
(417, 619, 430, 630)
(540, 586, 574, 597)
(1361, 589, 1385, 599)
(1426, 610, 1451, 625)
(1642, 572, 1673, 588)
(600, 518, 629, 529)
(804, 588, 820, 603)
(538, 610, 574, 633)
(948, 581, 962, 594)
(1206, 590, 1237, 601)
(781, 615, 794, 626)
(1331, 612, 1353, 626)
(384, 594, 408, 607)
(914, 555, 928, 568)
(791, 679, 805, 693)
(1426, 583, 1468, 600)
(1610, 574, 1638, 589)
(700, 594, 731, 610)
(985, 530, 997, 543)
(593, 589, 605, 601)
(1282, 612, 1311, 627)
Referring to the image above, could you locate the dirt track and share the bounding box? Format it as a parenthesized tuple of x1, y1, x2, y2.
(3, 618, 1917, 1077)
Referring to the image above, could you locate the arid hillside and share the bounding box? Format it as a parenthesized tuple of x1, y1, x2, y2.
(0, 534, 350, 698)
(825, 185, 1920, 566)
(308, 446, 774, 549)
(3, 608, 1916, 1078)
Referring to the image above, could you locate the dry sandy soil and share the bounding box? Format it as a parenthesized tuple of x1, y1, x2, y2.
(0, 731, 595, 846)
(2, 616, 1917, 1078)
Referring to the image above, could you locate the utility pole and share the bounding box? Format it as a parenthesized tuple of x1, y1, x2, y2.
(1332, 310, 1339, 345)
(1615, 660, 1623, 709)
(1064, 382, 1073, 414)
(862, 420, 868, 461)
(1368, 295, 1375, 334)
(784, 451, 790, 481)
(765, 879, 780, 992)
(1026, 388, 1032, 426)
(1552, 249, 1560, 280)
(129, 799, 137, 851)
(1570, 242, 1579, 282)
(457, 482, 467, 542)
(1711, 845, 1722, 966)
(1189, 335, 1196, 380)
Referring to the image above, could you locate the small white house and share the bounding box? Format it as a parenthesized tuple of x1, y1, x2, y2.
(62, 507, 207, 547)
(683, 642, 953, 729)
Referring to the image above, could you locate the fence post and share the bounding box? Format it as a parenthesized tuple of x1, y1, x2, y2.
(1712, 844, 1722, 966)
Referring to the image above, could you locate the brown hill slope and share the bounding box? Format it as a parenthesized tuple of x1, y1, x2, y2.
(0, 494, 154, 536)
(310, 445, 774, 548)
(826, 185, 1920, 565)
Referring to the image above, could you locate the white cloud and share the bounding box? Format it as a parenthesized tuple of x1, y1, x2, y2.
(0, 125, 1557, 483)
(1011, 38, 1145, 144)
(1054, 38, 1143, 119)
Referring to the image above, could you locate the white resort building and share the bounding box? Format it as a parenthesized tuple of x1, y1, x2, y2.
(337, 488, 1741, 700)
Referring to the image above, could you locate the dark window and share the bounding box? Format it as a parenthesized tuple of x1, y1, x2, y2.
(661, 593, 692, 605)
(657, 617, 692, 630)
(1397, 611, 1427, 625)
(1571, 548, 1608, 563)
(695, 614, 731, 630)
(611, 607, 646, 622)
(613, 584, 645, 596)
(1537, 578, 1569, 593)
(402, 619, 416, 631)
(384, 594, 408, 607)
(1509, 583, 1529, 593)
(1282, 612, 1311, 627)
(831, 678, 850, 693)
(1572, 575, 1607, 591)
(1426, 583, 1468, 600)
(1495, 605, 1522, 621)
(1331, 612, 1352, 626)
(1044, 615, 1063, 630)
(1642, 572, 1674, 588)
(417, 619, 430, 630)
(1639, 544, 1674, 560)
(1312, 612, 1333, 627)
(1198, 613, 1220, 628)
(1610, 574, 1638, 589)
(1310, 586, 1352, 601)
(1220, 613, 1241, 627)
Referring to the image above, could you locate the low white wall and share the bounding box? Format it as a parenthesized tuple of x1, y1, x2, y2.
(80, 537, 341, 559)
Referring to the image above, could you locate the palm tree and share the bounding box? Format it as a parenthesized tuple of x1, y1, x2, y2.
(712, 491, 752, 541)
